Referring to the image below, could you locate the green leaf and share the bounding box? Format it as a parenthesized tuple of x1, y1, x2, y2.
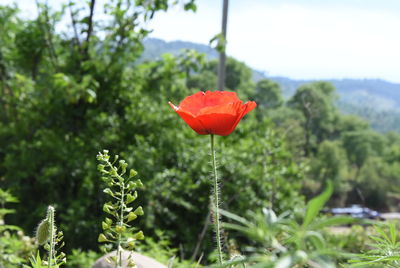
(309, 216, 355, 230)
(303, 181, 333, 228)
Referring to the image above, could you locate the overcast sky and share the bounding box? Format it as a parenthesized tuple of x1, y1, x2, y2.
(4, 0, 400, 83)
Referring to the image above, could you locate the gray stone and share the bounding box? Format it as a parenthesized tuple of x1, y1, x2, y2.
(92, 250, 167, 268)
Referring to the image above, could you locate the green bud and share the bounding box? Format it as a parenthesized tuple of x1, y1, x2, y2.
(136, 179, 143, 188)
(103, 188, 114, 197)
(126, 212, 137, 222)
(102, 221, 110, 230)
(103, 203, 115, 215)
(97, 164, 105, 171)
(36, 219, 50, 245)
(133, 206, 144, 216)
(133, 231, 144, 240)
(126, 191, 137, 204)
(127, 181, 137, 190)
(115, 225, 126, 233)
(129, 169, 138, 178)
(98, 233, 108, 242)
(127, 240, 135, 250)
(110, 169, 118, 176)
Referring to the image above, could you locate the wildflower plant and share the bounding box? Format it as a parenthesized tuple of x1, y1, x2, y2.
(217, 182, 355, 267)
(169, 91, 256, 266)
(97, 150, 145, 268)
(349, 222, 400, 267)
(26, 206, 66, 268)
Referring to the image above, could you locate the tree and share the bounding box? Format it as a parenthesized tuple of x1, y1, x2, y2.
(254, 79, 283, 109)
(342, 130, 384, 175)
(335, 114, 369, 133)
(206, 57, 255, 97)
(309, 140, 350, 206)
(288, 82, 338, 156)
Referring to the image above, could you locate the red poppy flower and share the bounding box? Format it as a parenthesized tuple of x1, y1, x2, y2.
(169, 91, 257, 136)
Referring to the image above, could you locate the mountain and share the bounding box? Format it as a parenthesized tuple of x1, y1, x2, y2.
(268, 77, 400, 110)
(141, 38, 218, 61)
(142, 37, 400, 132)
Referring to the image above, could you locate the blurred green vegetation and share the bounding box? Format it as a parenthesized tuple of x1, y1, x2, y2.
(1, 0, 400, 267)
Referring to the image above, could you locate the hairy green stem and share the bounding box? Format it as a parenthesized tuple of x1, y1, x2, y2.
(210, 134, 223, 266)
(47, 206, 55, 268)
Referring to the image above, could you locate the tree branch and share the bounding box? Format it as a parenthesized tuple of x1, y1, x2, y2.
(85, 0, 96, 44)
(68, 0, 82, 50)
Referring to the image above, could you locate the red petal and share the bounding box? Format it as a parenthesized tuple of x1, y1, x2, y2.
(169, 92, 257, 136)
(178, 92, 206, 115)
(175, 112, 208, 135)
(196, 113, 238, 136)
(203, 91, 239, 107)
(198, 101, 242, 116)
(169, 101, 207, 134)
(225, 101, 257, 135)
(179, 91, 240, 116)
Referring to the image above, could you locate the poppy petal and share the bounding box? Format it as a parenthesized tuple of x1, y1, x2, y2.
(198, 101, 243, 116)
(169, 91, 257, 136)
(196, 113, 238, 136)
(178, 92, 206, 115)
(176, 112, 208, 135)
(179, 91, 241, 116)
(203, 91, 239, 107)
(226, 101, 257, 135)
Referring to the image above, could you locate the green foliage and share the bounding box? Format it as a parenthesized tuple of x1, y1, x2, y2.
(219, 183, 355, 267)
(65, 249, 100, 268)
(349, 222, 400, 267)
(136, 230, 199, 268)
(205, 57, 255, 97)
(97, 150, 144, 267)
(25, 252, 47, 268)
(289, 82, 339, 155)
(342, 130, 384, 170)
(254, 79, 283, 109)
(309, 141, 350, 206)
(0, 189, 36, 267)
(2, 0, 400, 264)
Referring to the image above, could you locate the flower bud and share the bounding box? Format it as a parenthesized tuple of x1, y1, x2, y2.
(36, 219, 50, 245)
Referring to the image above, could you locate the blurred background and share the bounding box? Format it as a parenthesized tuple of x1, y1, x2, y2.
(1, 0, 400, 266)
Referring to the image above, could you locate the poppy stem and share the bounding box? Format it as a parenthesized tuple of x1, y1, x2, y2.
(210, 134, 223, 266)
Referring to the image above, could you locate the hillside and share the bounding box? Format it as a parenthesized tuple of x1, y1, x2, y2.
(143, 37, 400, 132)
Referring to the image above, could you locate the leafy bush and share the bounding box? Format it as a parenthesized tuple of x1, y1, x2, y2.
(0, 189, 35, 267)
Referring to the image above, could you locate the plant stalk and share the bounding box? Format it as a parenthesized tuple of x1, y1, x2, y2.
(117, 182, 125, 268)
(47, 206, 55, 268)
(210, 134, 223, 266)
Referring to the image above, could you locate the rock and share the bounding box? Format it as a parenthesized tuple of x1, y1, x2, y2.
(92, 250, 167, 268)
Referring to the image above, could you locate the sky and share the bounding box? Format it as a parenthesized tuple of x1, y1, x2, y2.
(3, 0, 400, 83)
(147, 0, 400, 83)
